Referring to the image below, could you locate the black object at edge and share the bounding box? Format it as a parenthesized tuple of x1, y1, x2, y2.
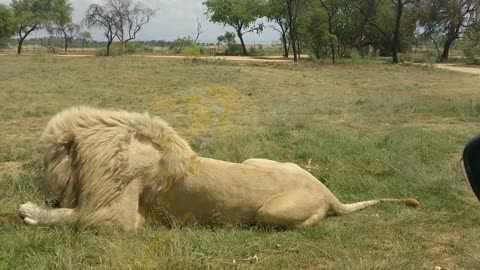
(462, 135, 480, 201)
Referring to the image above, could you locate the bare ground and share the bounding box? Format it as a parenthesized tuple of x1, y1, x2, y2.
(435, 64, 480, 75)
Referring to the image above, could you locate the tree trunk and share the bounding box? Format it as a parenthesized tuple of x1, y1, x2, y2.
(237, 30, 247, 56)
(392, 0, 403, 64)
(282, 32, 289, 58)
(286, 0, 298, 62)
(17, 25, 38, 55)
(441, 37, 454, 62)
(64, 32, 68, 52)
(296, 37, 301, 60)
(330, 44, 336, 64)
(82, 39, 85, 52)
(17, 37, 25, 54)
(328, 19, 335, 64)
(392, 47, 399, 64)
(106, 40, 112, 56)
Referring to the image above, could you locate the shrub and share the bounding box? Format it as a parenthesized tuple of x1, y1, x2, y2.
(96, 46, 119, 56)
(124, 43, 153, 54)
(350, 49, 361, 64)
(249, 45, 266, 56)
(459, 27, 480, 64)
(170, 37, 195, 54)
(180, 46, 201, 56)
(225, 44, 243, 56)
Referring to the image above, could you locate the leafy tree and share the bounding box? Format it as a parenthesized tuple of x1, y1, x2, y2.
(317, 0, 344, 63)
(459, 25, 480, 64)
(266, 0, 290, 58)
(285, 0, 303, 61)
(418, 0, 480, 62)
(352, 0, 418, 64)
(78, 31, 92, 51)
(0, 4, 15, 41)
(204, 0, 265, 55)
(11, 0, 70, 54)
(299, 5, 330, 59)
(47, 0, 78, 52)
(84, 4, 116, 56)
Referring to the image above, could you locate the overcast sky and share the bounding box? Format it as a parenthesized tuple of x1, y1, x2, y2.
(1, 0, 279, 44)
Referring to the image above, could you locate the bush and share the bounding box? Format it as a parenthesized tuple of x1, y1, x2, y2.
(350, 49, 361, 64)
(426, 50, 439, 63)
(460, 28, 480, 64)
(180, 46, 201, 56)
(225, 44, 243, 56)
(124, 43, 153, 54)
(96, 46, 119, 57)
(249, 45, 266, 56)
(170, 37, 195, 54)
(95, 43, 153, 56)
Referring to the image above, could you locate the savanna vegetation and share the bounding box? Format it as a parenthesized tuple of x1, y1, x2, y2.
(1, 0, 479, 63)
(0, 56, 479, 269)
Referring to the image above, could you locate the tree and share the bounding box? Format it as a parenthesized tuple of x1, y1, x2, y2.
(11, 0, 69, 54)
(204, 0, 265, 55)
(47, 0, 78, 52)
(84, 0, 156, 56)
(286, 0, 302, 61)
(107, 0, 156, 54)
(78, 31, 92, 51)
(266, 0, 290, 58)
(0, 4, 15, 40)
(353, 0, 418, 64)
(84, 4, 116, 56)
(459, 25, 480, 64)
(194, 17, 207, 45)
(299, 5, 331, 59)
(317, 0, 343, 63)
(418, 0, 480, 62)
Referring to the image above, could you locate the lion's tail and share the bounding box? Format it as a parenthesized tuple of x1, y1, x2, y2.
(330, 198, 420, 215)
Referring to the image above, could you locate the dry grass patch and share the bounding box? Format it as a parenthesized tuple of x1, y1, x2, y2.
(0, 161, 23, 176)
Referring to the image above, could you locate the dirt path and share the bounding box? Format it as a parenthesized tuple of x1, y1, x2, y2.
(55, 54, 291, 62)
(4, 53, 480, 74)
(135, 55, 293, 62)
(435, 63, 480, 75)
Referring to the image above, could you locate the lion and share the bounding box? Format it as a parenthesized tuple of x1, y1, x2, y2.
(19, 107, 420, 230)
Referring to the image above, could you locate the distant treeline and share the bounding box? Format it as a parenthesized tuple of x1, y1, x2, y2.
(0, 37, 216, 49)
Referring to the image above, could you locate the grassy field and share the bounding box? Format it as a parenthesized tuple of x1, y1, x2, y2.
(0, 55, 479, 269)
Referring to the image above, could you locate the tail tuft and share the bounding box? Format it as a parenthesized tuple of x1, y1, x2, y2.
(404, 198, 420, 208)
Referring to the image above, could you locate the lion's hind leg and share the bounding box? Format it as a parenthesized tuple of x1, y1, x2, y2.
(256, 190, 329, 228)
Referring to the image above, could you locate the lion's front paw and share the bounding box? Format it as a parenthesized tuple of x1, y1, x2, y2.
(19, 202, 44, 225)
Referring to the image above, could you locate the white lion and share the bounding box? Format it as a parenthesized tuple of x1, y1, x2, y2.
(19, 107, 419, 230)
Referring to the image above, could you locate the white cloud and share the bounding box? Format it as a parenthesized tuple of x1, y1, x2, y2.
(1, 0, 279, 44)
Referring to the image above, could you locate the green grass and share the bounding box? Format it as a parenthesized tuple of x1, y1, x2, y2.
(1, 56, 479, 269)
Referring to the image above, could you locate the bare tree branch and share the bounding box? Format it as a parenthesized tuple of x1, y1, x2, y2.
(194, 16, 207, 45)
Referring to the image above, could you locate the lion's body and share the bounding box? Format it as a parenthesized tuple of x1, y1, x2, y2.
(19, 107, 419, 230)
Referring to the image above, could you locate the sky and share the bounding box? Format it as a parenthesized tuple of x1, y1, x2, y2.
(1, 0, 280, 45)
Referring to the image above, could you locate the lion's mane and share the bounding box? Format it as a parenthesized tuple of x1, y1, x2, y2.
(40, 107, 196, 209)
